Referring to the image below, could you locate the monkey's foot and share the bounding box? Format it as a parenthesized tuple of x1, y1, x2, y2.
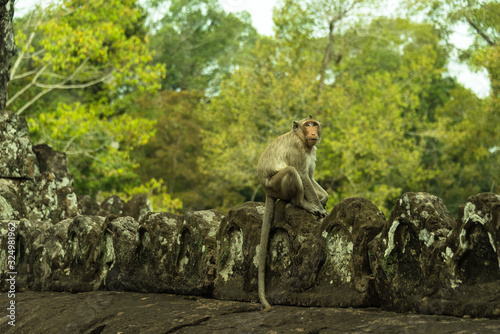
(260, 299, 272, 312)
(263, 304, 272, 312)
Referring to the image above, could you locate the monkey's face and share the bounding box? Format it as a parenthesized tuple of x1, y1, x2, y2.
(303, 121, 321, 147)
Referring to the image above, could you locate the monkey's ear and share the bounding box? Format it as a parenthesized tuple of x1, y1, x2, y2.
(293, 121, 299, 132)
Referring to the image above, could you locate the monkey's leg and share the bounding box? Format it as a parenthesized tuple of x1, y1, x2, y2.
(258, 194, 274, 311)
(266, 167, 304, 203)
(268, 167, 325, 216)
(313, 179, 329, 207)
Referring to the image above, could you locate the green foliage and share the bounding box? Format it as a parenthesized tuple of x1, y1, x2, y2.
(132, 90, 211, 210)
(424, 87, 488, 212)
(9, 0, 181, 204)
(319, 74, 436, 212)
(9, 0, 165, 114)
(28, 102, 156, 195)
(10, 0, 499, 215)
(201, 13, 452, 213)
(200, 1, 498, 214)
(200, 34, 324, 210)
(406, 0, 500, 211)
(149, 0, 258, 92)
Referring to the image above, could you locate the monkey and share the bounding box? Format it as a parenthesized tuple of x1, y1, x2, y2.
(256, 116, 329, 311)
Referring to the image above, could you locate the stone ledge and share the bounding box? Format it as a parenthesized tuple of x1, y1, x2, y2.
(1, 192, 499, 318)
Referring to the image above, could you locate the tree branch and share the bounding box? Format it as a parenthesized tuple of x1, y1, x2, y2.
(317, 18, 335, 97)
(465, 16, 495, 46)
(11, 67, 41, 81)
(14, 59, 89, 115)
(34, 69, 115, 90)
(7, 63, 49, 107)
(15, 87, 53, 115)
(10, 15, 44, 80)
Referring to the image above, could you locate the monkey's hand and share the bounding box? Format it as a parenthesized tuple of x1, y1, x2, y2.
(319, 207, 328, 217)
(317, 207, 328, 218)
(304, 203, 328, 218)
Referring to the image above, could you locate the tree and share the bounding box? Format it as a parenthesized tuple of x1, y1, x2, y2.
(9, 0, 173, 202)
(28, 101, 156, 194)
(200, 34, 324, 211)
(202, 0, 456, 213)
(407, 0, 500, 210)
(148, 0, 258, 93)
(132, 90, 209, 210)
(8, 0, 165, 115)
(408, 0, 499, 94)
(426, 86, 490, 213)
(273, 0, 377, 97)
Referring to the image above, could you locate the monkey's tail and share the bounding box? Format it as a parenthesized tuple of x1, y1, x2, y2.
(259, 194, 274, 312)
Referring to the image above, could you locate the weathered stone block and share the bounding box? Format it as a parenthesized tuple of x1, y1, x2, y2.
(315, 197, 385, 307)
(100, 195, 125, 216)
(19, 171, 79, 224)
(215, 199, 385, 308)
(265, 201, 326, 306)
(368, 192, 456, 313)
(0, 110, 38, 178)
(0, 179, 27, 220)
(214, 202, 264, 302)
(51, 215, 105, 292)
(27, 218, 73, 291)
(123, 193, 153, 221)
(100, 216, 141, 291)
(20, 172, 59, 222)
(136, 212, 183, 292)
(57, 186, 79, 219)
(0, 219, 36, 291)
(1, 187, 500, 318)
(172, 210, 223, 296)
(0, 117, 79, 224)
(78, 195, 101, 215)
(437, 193, 500, 317)
(33, 144, 73, 188)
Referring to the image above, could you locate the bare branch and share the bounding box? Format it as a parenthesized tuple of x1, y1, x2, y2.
(34, 70, 115, 90)
(10, 67, 41, 81)
(62, 133, 79, 152)
(15, 87, 53, 115)
(29, 48, 45, 58)
(40, 71, 67, 80)
(68, 140, 112, 156)
(10, 16, 44, 80)
(13, 58, 92, 114)
(7, 64, 49, 107)
(465, 16, 495, 46)
(317, 18, 335, 97)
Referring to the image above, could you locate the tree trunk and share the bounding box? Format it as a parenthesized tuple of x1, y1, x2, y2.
(0, 0, 17, 110)
(317, 19, 335, 99)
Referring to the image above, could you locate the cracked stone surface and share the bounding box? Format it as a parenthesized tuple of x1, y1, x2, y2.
(0, 111, 38, 179)
(2, 291, 500, 334)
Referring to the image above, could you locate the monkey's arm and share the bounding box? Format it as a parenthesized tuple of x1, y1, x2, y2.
(298, 172, 328, 217)
(307, 159, 328, 208)
(312, 178, 329, 207)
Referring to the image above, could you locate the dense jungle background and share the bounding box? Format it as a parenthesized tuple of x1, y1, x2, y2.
(8, 0, 499, 215)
